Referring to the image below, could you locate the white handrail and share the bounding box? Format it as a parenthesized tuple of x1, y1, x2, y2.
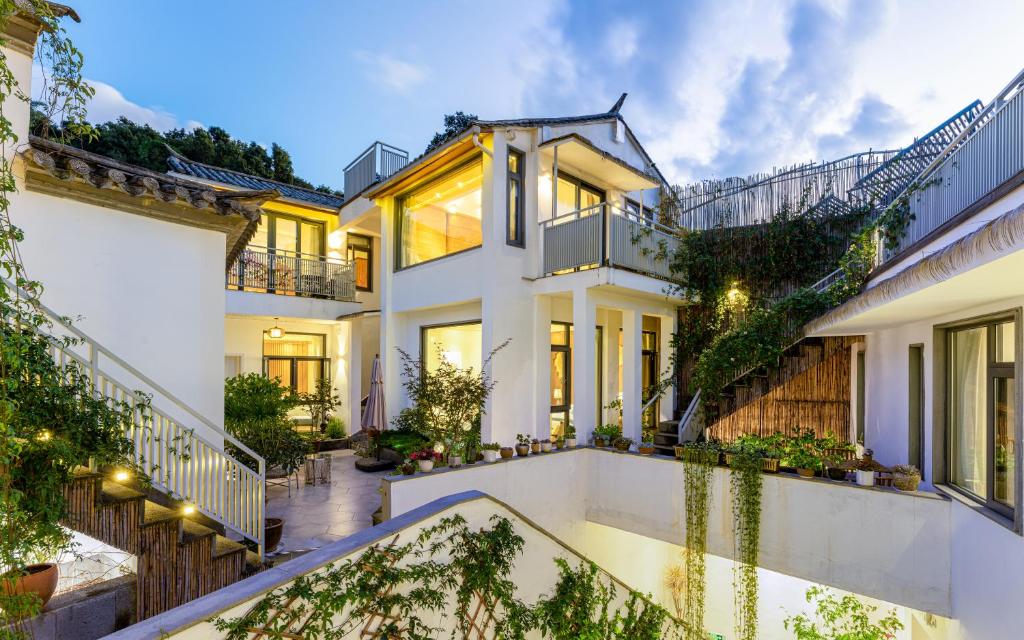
(5, 277, 266, 557)
(677, 390, 702, 444)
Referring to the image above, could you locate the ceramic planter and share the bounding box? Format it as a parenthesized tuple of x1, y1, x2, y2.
(448, 455, 462, 468)
(530, 443, 541, 454)
(566, 438, 577, 448)
(515, 445, 530, 457)
(826, 467, 847, 481)
(541, 441, 552, 452)
(417, 459, 435, 473)
(265, 517, 284, 553)
(893, 472, 921, 491)
(638, 445, 655, 455)
(761, 458, 781, 473)
(2, 563, 58, 610)
(594, 436, 608, 448)
(614, 441, 631, 452)
(500, 447, 514, 459)
(482, 450, 498, 463)
(796, 467, 815, 478)
(855, 469, 875, 486)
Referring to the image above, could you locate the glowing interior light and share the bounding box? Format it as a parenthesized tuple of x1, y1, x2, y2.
(182, 505, 196, 516)
(114, 470, 130, 482)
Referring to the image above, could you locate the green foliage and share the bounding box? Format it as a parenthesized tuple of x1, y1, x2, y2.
(730, 447, 763, 640)
(379, 429, 430, 456)
(325, 416, 347, 439)
(298, 377, 341, 429)
(594, 423, 623, 441)
(227, 417, 309, 475)
(224, 373, 298, 422)
(784, 587, 904, 640)
(682, 447, 716, 639)
(31, 113, 343, 197)
(424, 111, 477, 154)
(396, 340, 509, 458)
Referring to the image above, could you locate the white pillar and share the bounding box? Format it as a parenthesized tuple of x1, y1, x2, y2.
(340, 317, 363, 433)
(534, 296, 553, 441)
(659, 314, 675, 423)
(604, 310, 622, 426)
(621, 309, 642, 443)
(573, 289, 597, 442)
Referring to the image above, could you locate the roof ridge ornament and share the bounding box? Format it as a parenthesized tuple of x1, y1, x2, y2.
(609, 92, 628, 114)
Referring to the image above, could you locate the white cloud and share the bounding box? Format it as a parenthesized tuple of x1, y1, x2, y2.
(355, 51, 428, 93)
(606, 20, 639, 65)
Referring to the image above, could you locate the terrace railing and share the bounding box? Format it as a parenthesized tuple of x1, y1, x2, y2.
(3, 278, 266, 557)
(540, 203, 680, 280)
(342, 141, 409, 200)
(228, 246, 357, 301)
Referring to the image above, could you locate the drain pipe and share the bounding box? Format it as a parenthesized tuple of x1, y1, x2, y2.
(471, 126, 492, 157)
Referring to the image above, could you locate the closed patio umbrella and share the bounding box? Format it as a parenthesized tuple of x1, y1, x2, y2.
(361, 355, 387, 456)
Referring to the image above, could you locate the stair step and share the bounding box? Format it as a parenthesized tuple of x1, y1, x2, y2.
(100, 479, 145, 504)
(181, 518, 217, 545)
(212, 534, 247, 559)
(657, 420, 677, 434)
(143, 500, 180, 528)
(654, 432, 678, 446)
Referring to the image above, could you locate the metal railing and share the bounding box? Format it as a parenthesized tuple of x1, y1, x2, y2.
(343, 141, 409, 200)
(677, 390, 702, 444)
(540, 203, 680, 280)
(4, 278, 266, 557)
(879, 68, 1024, 264)
(228, 246, 357, 301)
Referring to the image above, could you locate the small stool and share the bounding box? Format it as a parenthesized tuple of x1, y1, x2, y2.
(304, 454, 332, 485)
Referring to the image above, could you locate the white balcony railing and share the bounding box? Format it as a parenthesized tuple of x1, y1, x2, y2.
(540, 203, 680, 280)
(227, 246, 357, 302)
(342, 141, 409, 200)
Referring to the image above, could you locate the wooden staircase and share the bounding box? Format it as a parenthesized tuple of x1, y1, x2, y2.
(63, 470, 264, 621)
(706, 335, 861, 440)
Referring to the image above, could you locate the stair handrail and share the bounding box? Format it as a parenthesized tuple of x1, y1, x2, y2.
(677, 390, 701, 443)
(3, 277, 266, 556)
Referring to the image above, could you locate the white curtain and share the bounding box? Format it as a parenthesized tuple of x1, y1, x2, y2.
(952, 327, 987, 497)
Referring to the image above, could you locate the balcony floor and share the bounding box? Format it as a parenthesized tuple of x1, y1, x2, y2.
(264, 450, 388, 559)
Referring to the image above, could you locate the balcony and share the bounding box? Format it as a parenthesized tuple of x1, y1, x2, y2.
(540, 203, 680, 280)
(227, 246, 357, 301)
(342, 141, 409, 201)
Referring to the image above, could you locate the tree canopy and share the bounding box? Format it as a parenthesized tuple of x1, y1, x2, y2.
(425, 111, 477, 154)
(30, 108, 342, 196)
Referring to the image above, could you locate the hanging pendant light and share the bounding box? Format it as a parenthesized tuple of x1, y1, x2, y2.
(267, 318, 285, 340)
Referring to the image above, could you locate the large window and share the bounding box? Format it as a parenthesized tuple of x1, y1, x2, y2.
(421, 322, 482, 373)
(549, 322, 603, 439)
(398, 157, 483, 268)
(555, 172, 604, 217)
(263, 332, 328, 394)
(250, 212, 325, 257)
(346, 233, 373, 292)
(507, 148, 524, 247)
(948, 318, 1017, 516)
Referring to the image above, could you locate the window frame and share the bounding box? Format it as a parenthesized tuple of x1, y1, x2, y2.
(506, 147, 525, 248)
(395, 154, 484, 272)
(255, 211, 326, 257)
(261, 331, 330, 394)
(346, 232, 373, 292)
(942, 310, 1022, 526)
(555, 171, 606, 214)
(419, 320, 483, 372)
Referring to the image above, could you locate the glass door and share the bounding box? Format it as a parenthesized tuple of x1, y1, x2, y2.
(641, 330, 658, 438)
(550, 323, 572, 438)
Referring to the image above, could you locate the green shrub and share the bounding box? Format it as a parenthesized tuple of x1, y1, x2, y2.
(378, 429, 429, 456)
(224, 373, 297, 422)
(326, 416, 347, 439)
(226, 416, 309, 475)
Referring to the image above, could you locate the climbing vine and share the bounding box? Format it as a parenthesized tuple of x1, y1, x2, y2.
(680, 450, 716, 640)
(729, 447, 763, 640)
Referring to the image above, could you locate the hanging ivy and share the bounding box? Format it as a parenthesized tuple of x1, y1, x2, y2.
(681, 450, 716, 640)
(729, 447, 763, 640)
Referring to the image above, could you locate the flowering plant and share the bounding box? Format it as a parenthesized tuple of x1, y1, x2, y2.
(409, 449, 441, 462)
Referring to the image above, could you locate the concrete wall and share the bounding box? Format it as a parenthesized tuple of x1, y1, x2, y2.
(384, 448, 953, 618)
(14, 576, 135, 640)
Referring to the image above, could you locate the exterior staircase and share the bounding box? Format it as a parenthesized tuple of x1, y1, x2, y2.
(63, 470, 263, 620)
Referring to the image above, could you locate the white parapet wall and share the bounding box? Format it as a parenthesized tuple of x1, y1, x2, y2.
(383, 448, 953, 618)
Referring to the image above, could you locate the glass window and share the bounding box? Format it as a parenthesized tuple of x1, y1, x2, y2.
(421, 322, 482, 373)
(263, 332, 328, 394)
(507, 148, 524, 247)
(399, 158, 483, 268)
(346, 233, 373, 292)
(553, 172, 605, 218)
(948, 318, 1018, 517)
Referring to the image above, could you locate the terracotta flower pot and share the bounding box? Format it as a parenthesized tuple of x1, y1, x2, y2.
(639, 445, 655, 455)
(482, 450, 498, 463)
(515, 445, 530, 457)
(530, 443, 541, 454)
(500, 447, 514, 459)
(3, 563, 59, 611)
(265, 517, 284, 553)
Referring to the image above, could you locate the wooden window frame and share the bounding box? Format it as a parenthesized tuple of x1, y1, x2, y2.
(261, 331, 329, 394)
(507, 147, 525, 248)
(346, 232, 373, 292)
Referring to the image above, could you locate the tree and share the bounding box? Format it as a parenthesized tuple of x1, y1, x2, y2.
(784, 587, 903, 640)
(271, 143, 295, 183)
(425, 111, 478, 154)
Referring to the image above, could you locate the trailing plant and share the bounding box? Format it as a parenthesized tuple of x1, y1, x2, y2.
(395, 339, 509, 459)
(730, 446, 763, 640)
(784, 586, 903, 640)
(681, 441, 716, 639)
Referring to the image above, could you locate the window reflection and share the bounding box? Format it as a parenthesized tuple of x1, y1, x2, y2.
(400, 159, 483, 268)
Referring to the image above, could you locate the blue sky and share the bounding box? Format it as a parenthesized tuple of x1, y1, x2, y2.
(63, 0, 1024, 190)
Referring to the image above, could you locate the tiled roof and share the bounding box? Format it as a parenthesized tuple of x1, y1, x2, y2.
(167, 149, 345, 210)
(23, 136, 276, 267)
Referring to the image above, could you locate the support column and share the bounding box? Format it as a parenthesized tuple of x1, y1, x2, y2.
(341, 317, 363, 433)
(572, 289, 597, 443)
(621, 309, 642, 443)
(534, 296, 552, 440)
(659, 314, 675, 423)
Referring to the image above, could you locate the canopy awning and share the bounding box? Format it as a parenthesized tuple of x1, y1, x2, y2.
(539, 133, 659, 192)
(806, 203, 1024, 335)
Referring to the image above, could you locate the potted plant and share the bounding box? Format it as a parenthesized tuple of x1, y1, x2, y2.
(410, 449, 438, 473)
(613, 437, 633, 452)
(1, 563, 59, 611)
(852, 449, 885, 486)
(540, 438, 552, 453)
(565, 425, 577, 448)
(448, 450, 463, 468)
(594, 424, 621, 447)
(530, 438, 541, 454)
(892, 464, 921, 491)
(515, 434, 531, 457)
(265, 517, 285, 553)
(680, 441, 720, 465)
(299, 377, 342, 435)
(789, 448, 822, 478)
(500, 446, 515, 459)
(552, 438, 562, 450)
(399, 460, 417, 475)
(638, 441, 655, 455)
(481, 442, 501, 463)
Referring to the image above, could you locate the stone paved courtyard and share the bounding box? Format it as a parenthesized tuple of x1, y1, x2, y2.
(264, 450, 390, 558)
